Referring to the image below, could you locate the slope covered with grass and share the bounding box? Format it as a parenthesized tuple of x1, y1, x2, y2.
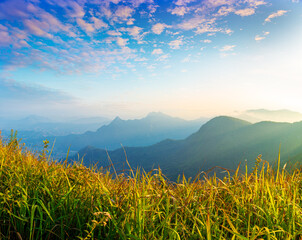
(0, 133, 302, 239)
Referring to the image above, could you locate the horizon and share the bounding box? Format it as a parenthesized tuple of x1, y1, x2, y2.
(1, 108, 302, 124)
(0, 0, 301, 120)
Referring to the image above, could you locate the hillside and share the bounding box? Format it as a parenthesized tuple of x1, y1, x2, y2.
(1, 130, 302, 239)
(77, 116, 302, 180)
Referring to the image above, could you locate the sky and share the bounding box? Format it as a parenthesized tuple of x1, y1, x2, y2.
(0, 0, 301, 120)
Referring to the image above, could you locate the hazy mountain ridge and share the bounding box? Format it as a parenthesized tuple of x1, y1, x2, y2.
(77, 116, 302, 180)
(236, 109, 302, 123)
(54, 112, 207, 152)
(0, 115, 110, 136)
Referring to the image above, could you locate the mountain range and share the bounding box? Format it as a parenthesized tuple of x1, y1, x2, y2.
(2, 109, 302, 179)
(54, 112, 208, 152)
(76, 116, 302, 181)
(0, 115, 110, 136)
(1, 112, 208, 158)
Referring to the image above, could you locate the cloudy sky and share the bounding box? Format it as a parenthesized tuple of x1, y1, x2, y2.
(0, 0, 301, 120)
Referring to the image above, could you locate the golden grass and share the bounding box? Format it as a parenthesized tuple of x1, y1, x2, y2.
(0, 132, 302, 239)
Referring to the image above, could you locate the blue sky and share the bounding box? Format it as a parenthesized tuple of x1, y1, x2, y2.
(0, 0, 301, 120)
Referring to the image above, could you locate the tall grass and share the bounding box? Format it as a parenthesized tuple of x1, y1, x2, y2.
(0, 132, 302, 239)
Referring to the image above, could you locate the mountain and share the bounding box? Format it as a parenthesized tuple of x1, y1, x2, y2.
(0, 115, 50, 131)
(76, 116, 302, 181)
(0, 115, 110, 136)
(0, 115, 110, 157)
(236, 109, 302, 123)
(54, 112, 208, 152)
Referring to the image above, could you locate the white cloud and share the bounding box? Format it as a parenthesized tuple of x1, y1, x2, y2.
(177, 17, 221, 34)
(225, 29, 233, 35)
(127, 26, 143, 37)
(220, 45, 236, 51)
(175, 0, 197, 6)
(76, 18, 95, 34)
(255, 31, 269, 41)
(128, 0, 155, 8)
(17, 40, 29, 48)
(23, 19, 53, 39)
(152, 48, 163, 54)
(205, 0, 235, 8)
(148, 3, 158, 13)
(169, 6, 188, 16)
(39, 12, 75, 36)
(134, 57, 147, 61)
(178, 17, 206, 30)
(65, 1, 85, 18)
(0, 29, 12, 46)
(91, 17, 108, 29)
(265, 10, 288, 22)
(195, 24, 221, 34)
(107, 30, 122, 36)
(127, 18, 135, 25)
(169, 39, 183, 49)
(115, 6, 134, 19)
(116, 37, 128, 47)
(0, 0, 76, 38)
(100, 6, 112, 18)
(2, 0, 293, 82)
(235, 8, 255, 17)
(216, 6, 234, 16)
(152, 23, 167, 34)
(120, 26, 145, 43)
(255, 35, 265, 41)
(247, 0, 267, 7)
(10, 25, 28, 40)
(157, 54, 169, 61)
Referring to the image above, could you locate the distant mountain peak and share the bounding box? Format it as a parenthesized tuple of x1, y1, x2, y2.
(112, 116, 123, 122)
(188, 116, 251, 141)
(21, 115, 50, 122)
(201, 116, 251, 129)
(96, 116, 123, 131)
(144, 112, 185, 122)
(146, 112, 168, 118)
(208, 115, 250, 123)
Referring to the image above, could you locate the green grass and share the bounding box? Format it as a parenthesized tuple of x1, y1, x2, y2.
(0, 132, 302, 239)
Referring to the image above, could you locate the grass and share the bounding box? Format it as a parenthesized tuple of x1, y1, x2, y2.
(0, 132, 302, 239)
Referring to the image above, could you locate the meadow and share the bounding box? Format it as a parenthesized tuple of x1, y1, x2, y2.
(0, 132, 302, 239)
